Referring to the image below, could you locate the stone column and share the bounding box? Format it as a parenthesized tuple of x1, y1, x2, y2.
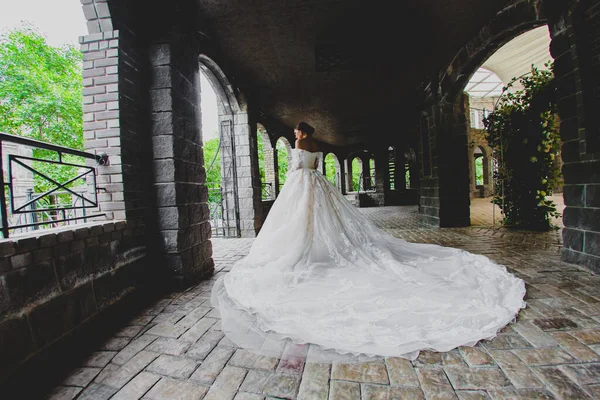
(544, 0, 600, 272)
(397, 151, 407, 190)
(149, 39, 213, 285)
(339, 159, 347, 194)
(345, 159, 354, 192)
(273, 150, 280, 197)
(263, 148, 276, 200)
(437, 94, 471, 227)
(374, 150, 387, 206)
(80, 31, 125, 222)
(360, 155, 370, 191)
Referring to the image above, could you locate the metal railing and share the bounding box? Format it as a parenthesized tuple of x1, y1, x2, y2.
(0, 132, 107, 238)
(261, 182, 274, 201)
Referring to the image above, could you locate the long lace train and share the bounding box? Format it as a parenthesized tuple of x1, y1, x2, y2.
(211, 149, 526, 362)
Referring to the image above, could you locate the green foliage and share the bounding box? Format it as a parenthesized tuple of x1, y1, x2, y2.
(0, 27, 84, 195)
(484, 62, 562, 230)
(324, 153, 338, 186)
(256, 130, 266, 184)
(352, 158, 361, 191)
(203, 136, 221, 204)
(276, 139, 289, 189)
(475, 157, 483, 186)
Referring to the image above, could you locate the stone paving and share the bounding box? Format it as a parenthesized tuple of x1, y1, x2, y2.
(46, 205, 600, 400)
(469, 195, 564, 228)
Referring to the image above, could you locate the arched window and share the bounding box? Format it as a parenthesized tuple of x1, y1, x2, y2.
(404, 148, 417, 189)
(388, 146, 396, 190)
(257, 124, 275, 200)
(324, 153, 340, 188)
(474, 146, 484, 186)
(276, 137, 292, 191)
(351, 157, 362, 192)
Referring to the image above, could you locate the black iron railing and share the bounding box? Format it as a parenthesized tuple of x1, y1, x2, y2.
(261, 182, 274, 200)
(0, 132, 107, 238)
(207, 182, 225, 237)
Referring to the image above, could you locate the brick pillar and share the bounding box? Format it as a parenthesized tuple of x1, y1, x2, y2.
(360, 156, 370, 191)
(544, 0, 600, 272)
(80, 31, 124, 221)
(273, 150, 280, 197)
(438, 95, 471, 227)
(374, 150, 387, 206)
(418, 109, 441, 226)
(149, 40, 214, 285)
(397, 151, 407, 189)
(263, 148, 276, 199)
(345, 158, 354, 192)
(235, 116, 261, 237)
(339, 158, 347, 194)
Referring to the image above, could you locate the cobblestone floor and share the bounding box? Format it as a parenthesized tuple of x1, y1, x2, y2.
(469, 195, 564, 228)
(46, 205, 600, 400)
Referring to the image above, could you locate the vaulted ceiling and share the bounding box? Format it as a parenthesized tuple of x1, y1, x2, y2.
(195, 0, 519, 146)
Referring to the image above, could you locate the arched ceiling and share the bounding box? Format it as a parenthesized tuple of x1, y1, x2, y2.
(195, 0, 519, 146)
(483, 26, 552, 88)
(466, 26, 552, 98)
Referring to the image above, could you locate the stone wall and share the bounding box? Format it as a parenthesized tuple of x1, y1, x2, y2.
(149, 32, 213, 284)
(0, 221, 148, 383)
(0, 0, 158, 384)
(548, 0, 600, 272)
(418, 108, 441, 226)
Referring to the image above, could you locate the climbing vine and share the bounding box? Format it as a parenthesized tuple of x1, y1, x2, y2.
(484, 62, 562, 231)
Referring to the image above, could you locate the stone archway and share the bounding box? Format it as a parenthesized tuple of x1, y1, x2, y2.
(418, 1, 549, 227)
(198, 56, 254, 239)
(275, 136, 292, 194)
(257, 124, 276, 200)
(324, 152, 341, 189)
(470, 146, 493, 198)
(349, 157, 363, 192)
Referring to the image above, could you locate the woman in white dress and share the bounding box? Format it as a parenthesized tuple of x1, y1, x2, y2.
(211, 122, 526, 362)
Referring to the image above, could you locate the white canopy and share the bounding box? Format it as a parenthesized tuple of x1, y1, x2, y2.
(466, 26, 552, 98)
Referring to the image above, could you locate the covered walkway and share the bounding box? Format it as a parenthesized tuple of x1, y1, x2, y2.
(44, 206, 600, 400)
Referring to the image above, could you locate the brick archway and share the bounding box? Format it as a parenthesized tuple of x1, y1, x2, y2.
(439, 2, 547, 103)
(257, 123, 276, 200)
(419, 1, 549, 228)
(198, 55, 260, 239)
(275, 136, 293, 196)
(324, 152, 341, 189)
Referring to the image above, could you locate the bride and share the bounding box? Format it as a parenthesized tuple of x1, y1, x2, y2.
(211, 122, 526, 362)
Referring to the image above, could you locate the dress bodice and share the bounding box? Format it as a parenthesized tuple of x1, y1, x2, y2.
(290, 148, 322, 171)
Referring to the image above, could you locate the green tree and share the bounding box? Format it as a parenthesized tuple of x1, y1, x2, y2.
(475, 157, 483, 186)
(276, 139, 288, 189)
(324, 153, 338, 186)
(203, 136, 221, 204)
(256, 129, 266, 184)
(0, 27, 84, 198)
(352, 158, 361, 191)
(484, 62, 561, 230)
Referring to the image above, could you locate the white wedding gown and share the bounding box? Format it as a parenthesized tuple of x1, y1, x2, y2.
(211, 148, 526, 362)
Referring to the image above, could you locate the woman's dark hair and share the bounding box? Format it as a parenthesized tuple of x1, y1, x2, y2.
(296, 122, 315, 136)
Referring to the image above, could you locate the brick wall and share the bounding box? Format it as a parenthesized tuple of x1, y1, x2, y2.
(149, 37, 214, 285)
(0, 0, 160, 383)
(0, 221, 148, 382)
(547, 0, 600, 272)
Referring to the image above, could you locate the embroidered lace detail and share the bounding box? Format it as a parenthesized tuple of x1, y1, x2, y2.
(212, 148, 526, 362)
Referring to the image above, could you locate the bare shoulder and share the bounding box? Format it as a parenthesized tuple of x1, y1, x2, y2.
(296, 138, 321, 152)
